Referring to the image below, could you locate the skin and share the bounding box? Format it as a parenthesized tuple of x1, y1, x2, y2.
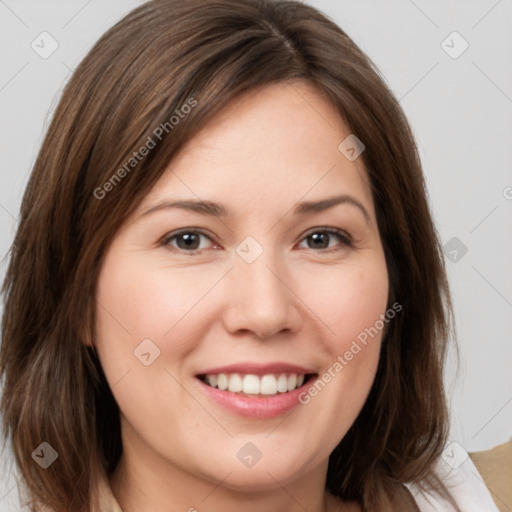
(92, 80, 389, 512)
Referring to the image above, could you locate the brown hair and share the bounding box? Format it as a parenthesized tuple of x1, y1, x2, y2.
(1, 0, 459, 510)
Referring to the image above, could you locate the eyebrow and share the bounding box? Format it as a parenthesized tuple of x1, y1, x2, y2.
(140, 194, 371, 224)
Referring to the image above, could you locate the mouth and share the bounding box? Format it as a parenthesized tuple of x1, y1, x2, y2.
(194, 363, 318, 419)
(197, 372, 317, 396)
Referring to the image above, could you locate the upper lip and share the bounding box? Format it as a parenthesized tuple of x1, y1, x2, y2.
(196, 362, 316, 376)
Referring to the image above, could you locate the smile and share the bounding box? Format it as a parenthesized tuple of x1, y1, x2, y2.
(199, 372, 310, 395)
(195, 362, 318, 418)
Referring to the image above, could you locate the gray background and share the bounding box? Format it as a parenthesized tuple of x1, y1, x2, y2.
(1, 0, 511, 509)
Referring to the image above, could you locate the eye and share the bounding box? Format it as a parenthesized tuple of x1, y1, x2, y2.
(297, 228, 352, 251)
(162, 229, 216, 254)
(161, 227, 352, 255)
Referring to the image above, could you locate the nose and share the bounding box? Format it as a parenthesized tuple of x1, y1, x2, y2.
(221, 248, 302, 340)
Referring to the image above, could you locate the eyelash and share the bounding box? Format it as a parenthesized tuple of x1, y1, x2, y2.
(161, 227, 353, 255)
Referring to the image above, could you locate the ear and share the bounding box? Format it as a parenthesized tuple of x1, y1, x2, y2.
(78, 306, 96, 349)
(81, 332, 95, 349)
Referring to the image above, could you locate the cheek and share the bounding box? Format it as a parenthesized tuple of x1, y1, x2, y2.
(95, 251, 222, 347)
(93, 250, 233, 402)
(301, 260, 389, 351)
(93, 251, 218, 431)
(295, 258, 389, 411)
(294, 263, 389, 442)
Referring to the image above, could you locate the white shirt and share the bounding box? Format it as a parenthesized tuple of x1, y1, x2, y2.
(406, 456, 500, 511)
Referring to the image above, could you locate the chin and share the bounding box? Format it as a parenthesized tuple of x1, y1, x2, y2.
(195, 449, 314, 492)
(210, 467, 296, 493)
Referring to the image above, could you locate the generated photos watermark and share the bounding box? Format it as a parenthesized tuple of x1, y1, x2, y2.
(94, 97, 197, 200)
(298, 301, 402, 404)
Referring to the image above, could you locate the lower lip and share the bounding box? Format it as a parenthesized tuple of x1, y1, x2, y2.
(196, 377, 311, 419)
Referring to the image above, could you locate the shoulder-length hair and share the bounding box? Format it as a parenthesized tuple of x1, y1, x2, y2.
(1, 0, 458, 510)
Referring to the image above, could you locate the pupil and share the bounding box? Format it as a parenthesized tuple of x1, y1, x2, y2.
(310, 233, 328, 249)
(179, 233, 199, 250)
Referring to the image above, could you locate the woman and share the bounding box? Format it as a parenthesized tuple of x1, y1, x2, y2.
(0, 1, 498, 511)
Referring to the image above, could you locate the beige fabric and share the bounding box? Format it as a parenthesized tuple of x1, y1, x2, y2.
(91, 467, 123, 512)
(469, 441, 512, 512)
(33, 468, 122, 512)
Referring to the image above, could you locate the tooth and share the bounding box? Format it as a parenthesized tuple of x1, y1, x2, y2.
(205, 372, 307, 394)
(287, 374, 297, 392)
(217, 373, 228, 390)
(276, 373, 288, 392)
(260, 374, 278, 394)
(242, 374, 260, 394)
(228, 373, 243, 393)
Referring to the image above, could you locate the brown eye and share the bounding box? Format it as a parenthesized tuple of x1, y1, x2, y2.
(298, 228, 352, 251)
(163, 230, 214, 253)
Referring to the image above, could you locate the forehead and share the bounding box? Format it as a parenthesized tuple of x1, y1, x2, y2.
(138, 81, 374, 221)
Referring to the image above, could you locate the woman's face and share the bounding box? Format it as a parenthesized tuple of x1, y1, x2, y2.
(94, 81, 389, 492)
